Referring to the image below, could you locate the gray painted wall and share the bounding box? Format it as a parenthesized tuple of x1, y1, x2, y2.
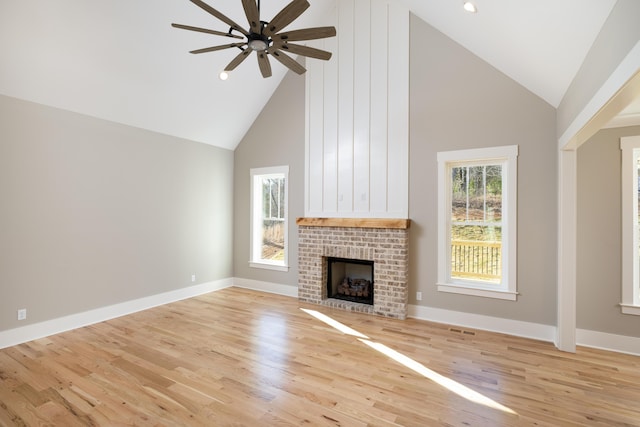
(234, 15, 558, 326)
(577, 125, 640, 337)
(0, 95, 234, 332)
(557, 0, 640, 138)
(408, 15, 558, 325)
(3, 5, 635, 341)
(233, 69, 306, 287)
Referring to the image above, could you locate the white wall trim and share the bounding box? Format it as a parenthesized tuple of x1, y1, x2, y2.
(620, 136, 640, 313)
(602, 112, 640, 129)
(408, 304, 556, 343)
(556, 42, 640, 353)
(558, 40, 640, 149)
(411, 304, 640, 356)
(233, 277, 299, 298)
(250, 166, 289, 268)
(0, 278, 234, 350)
(621, 304, 640, 316)
(436, 145, 519, 300)
(577, 329, 640, 356)
(436, 284, 518, 301)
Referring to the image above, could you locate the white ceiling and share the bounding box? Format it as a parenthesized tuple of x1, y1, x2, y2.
(0, 0, 619, 150)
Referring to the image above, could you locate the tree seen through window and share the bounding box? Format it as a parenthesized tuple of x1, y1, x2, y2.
(261, 177, 285, 261)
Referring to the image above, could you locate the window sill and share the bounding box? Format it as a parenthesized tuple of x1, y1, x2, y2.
(437, 283, 517, 301)
(620, 304, 640, 316)
(249, 261, 289, 272)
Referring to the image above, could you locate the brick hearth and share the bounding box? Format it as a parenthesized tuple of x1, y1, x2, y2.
(297, 218, 410, 319)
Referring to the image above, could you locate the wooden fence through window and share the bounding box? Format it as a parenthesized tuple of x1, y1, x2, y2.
(451, 240, 501, 281)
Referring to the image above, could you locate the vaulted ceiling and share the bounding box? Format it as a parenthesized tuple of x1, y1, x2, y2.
(0, 0, 618, 150)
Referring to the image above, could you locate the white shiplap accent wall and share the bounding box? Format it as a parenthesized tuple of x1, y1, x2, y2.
(305, 0, 409, 219)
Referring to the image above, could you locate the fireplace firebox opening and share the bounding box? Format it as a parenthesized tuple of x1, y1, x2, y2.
(327, 257, 374, 305)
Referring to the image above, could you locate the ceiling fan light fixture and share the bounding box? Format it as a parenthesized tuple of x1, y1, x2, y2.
(463, 1, 477, 13)
(248, 38, 268, 51)
(219, 71, 229, 80)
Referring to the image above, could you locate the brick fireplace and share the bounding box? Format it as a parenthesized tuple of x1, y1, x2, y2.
(297, 218, 410, 319)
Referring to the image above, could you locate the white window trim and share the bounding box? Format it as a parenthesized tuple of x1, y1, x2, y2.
(437, 145, 518, 300)
(250, 166, 289, 272)
(620, 136, 640, 315)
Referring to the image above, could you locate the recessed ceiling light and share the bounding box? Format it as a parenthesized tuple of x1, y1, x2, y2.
(463, 1, 477, 13)
(219, 71, 229, 81)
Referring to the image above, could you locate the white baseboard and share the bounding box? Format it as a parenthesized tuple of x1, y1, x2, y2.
(577, 329, 640, 356)
(409, 304, 640, 356)
(233, 277, 298, 298)
(5, 281, 637, 357)
(408, 304, 556, 343)
(0, 278, 233, 350)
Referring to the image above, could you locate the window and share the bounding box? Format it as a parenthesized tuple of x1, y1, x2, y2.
(620, 136, 640, 315)
(250, 166, 289, 271)
(437, 145, 518, 300)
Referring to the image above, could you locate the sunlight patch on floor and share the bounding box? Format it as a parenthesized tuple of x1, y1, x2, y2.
(300, 308, 370, 339)
(301, 308, 518, 416)
(359, 339, 517, 415)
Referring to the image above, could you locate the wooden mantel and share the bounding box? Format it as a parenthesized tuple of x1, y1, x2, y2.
(296, 217, 411, 229)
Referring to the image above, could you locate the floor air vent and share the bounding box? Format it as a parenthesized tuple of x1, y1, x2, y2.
(449, 328, 476, 336)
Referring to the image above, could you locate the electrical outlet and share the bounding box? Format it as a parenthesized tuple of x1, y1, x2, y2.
(416, 292, 422, 301)
(191, 274, 196, 283)
(17, 309, 27, 321)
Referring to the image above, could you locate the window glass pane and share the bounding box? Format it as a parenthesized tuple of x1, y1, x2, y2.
(261, 219, 284, 261)
(451, 165, 502, 223)
(449, 163, 503, 285)
(451, 225, 502, 284)
(260, 176, 285, 262)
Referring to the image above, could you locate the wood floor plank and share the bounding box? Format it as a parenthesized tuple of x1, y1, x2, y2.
(1, 287, 640, 426)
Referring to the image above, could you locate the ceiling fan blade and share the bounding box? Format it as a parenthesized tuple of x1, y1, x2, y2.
(272, 26, 336, 42)
(267, 47, 306, 75)
(190, 43, 246, 54)
(263, 0, 310, 37)
(241, 0, 261, 34)
(257, 52, 272, 78)
(224, 49, 252, 71)
(189, 0, 249, 36)
(275, 42, 332, 60)
(171, 23, 244, 39)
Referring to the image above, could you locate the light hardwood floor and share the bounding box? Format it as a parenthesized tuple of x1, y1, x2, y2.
(1, 287, 640, 426)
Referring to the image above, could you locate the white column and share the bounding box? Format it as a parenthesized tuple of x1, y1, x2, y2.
(557, 148, 577, 352)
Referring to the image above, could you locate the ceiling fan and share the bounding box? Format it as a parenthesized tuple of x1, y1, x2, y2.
(172, 0, 337, 78)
